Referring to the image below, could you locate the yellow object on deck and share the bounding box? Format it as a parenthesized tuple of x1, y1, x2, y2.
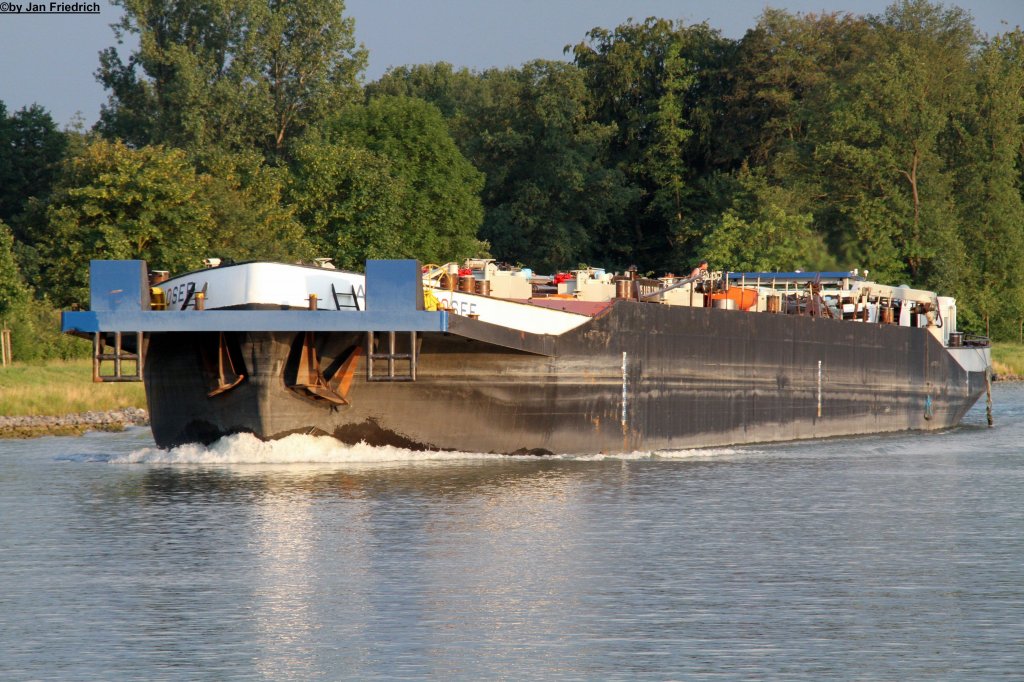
(423, 288, 440, 312)
(150, 287, 166, 310)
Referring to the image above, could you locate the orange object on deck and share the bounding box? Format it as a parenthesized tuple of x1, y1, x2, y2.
(709, 287, 758, 311)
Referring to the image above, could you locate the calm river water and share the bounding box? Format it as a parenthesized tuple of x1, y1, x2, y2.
(2, 384, 1023, 681)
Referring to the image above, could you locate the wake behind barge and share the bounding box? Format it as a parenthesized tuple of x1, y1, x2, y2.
(62, 259, 991, 454)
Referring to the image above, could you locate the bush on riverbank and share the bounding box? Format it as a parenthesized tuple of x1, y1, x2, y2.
(2, 221, 92, 363)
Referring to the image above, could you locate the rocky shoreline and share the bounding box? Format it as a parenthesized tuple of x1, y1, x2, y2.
(0, 408, 149, 439)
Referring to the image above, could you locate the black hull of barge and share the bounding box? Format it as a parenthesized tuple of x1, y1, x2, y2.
(143, 301, 988, 453)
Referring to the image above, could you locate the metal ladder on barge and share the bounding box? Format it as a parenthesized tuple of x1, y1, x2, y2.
(92, 331, 143, 382)
(366, 331, 418, 382)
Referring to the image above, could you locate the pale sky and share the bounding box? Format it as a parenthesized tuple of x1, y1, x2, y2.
(0, 0, 1021, 127)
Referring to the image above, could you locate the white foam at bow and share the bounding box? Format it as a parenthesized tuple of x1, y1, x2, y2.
(110, 432, 754, 466)
(113, 433, 500, 465)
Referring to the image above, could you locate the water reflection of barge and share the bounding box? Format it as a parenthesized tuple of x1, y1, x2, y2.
(62, 259, 991, 454)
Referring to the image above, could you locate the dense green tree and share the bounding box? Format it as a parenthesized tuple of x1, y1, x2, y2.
(96, 0, 366, 160)
(370, 62, 633, 270)
(0, 220, 29, 316)
(949, 31, 1024, 336)
(700, 169, 833, 272)
(195, 149, 311, 263)
(3, 0, 1022, 355)
(470, 62, 635, 271)
(327, 96, 486, 263)
(571, 19, 732, 270)
(367, 62, 486, 129)
(0, 220, 86, 361)
(38, 140, 216, 306)
(289, 138, 406, 269)
(719, 9, 880, 267)
(0, 103, 69, 230)
(721, 10, 875, 168)
(814, 0, 976, 283)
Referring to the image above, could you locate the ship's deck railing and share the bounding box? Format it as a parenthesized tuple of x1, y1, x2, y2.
(960, 333, 992, 348)
(725, 271, 865, 285)
(627, 269, 973, 343)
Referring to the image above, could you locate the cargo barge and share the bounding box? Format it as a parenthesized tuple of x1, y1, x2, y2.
(62, 259, 992, 454)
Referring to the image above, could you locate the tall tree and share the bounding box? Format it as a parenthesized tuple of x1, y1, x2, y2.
(467, 62, 635, 271)
(96, 0, 366, 160)
(196, 149, 311, 263)
(719, 8, 880, 262)
(949, 31, 1024, 336)
(0, 220, 29, 316)
(367, 62, 486, 130)
(571, 19, 731, 271)
(327, 96, 486, 263)
(0, 103, 68, 231)
(699, 168, 834, 272)
(370, 62, 636, 271)
(815, 0, 976, 283)
(289, 139, 406, 269)
(37, 140, 216, 306)
(721, 10, 876, 169)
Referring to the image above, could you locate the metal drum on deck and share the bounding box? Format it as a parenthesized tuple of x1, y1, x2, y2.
(766, 295, 781, 313)
(459, 276, 476, 293)
(948, 331, 963, 347)
(615, 279, 633, 299)
(475, 280, 491, 297)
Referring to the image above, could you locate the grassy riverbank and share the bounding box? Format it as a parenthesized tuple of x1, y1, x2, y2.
(0, 359, 147, 416)
(993, 342, 1024, 380)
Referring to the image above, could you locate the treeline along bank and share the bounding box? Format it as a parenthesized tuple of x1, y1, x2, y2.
(2, 0, 1024, 361)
